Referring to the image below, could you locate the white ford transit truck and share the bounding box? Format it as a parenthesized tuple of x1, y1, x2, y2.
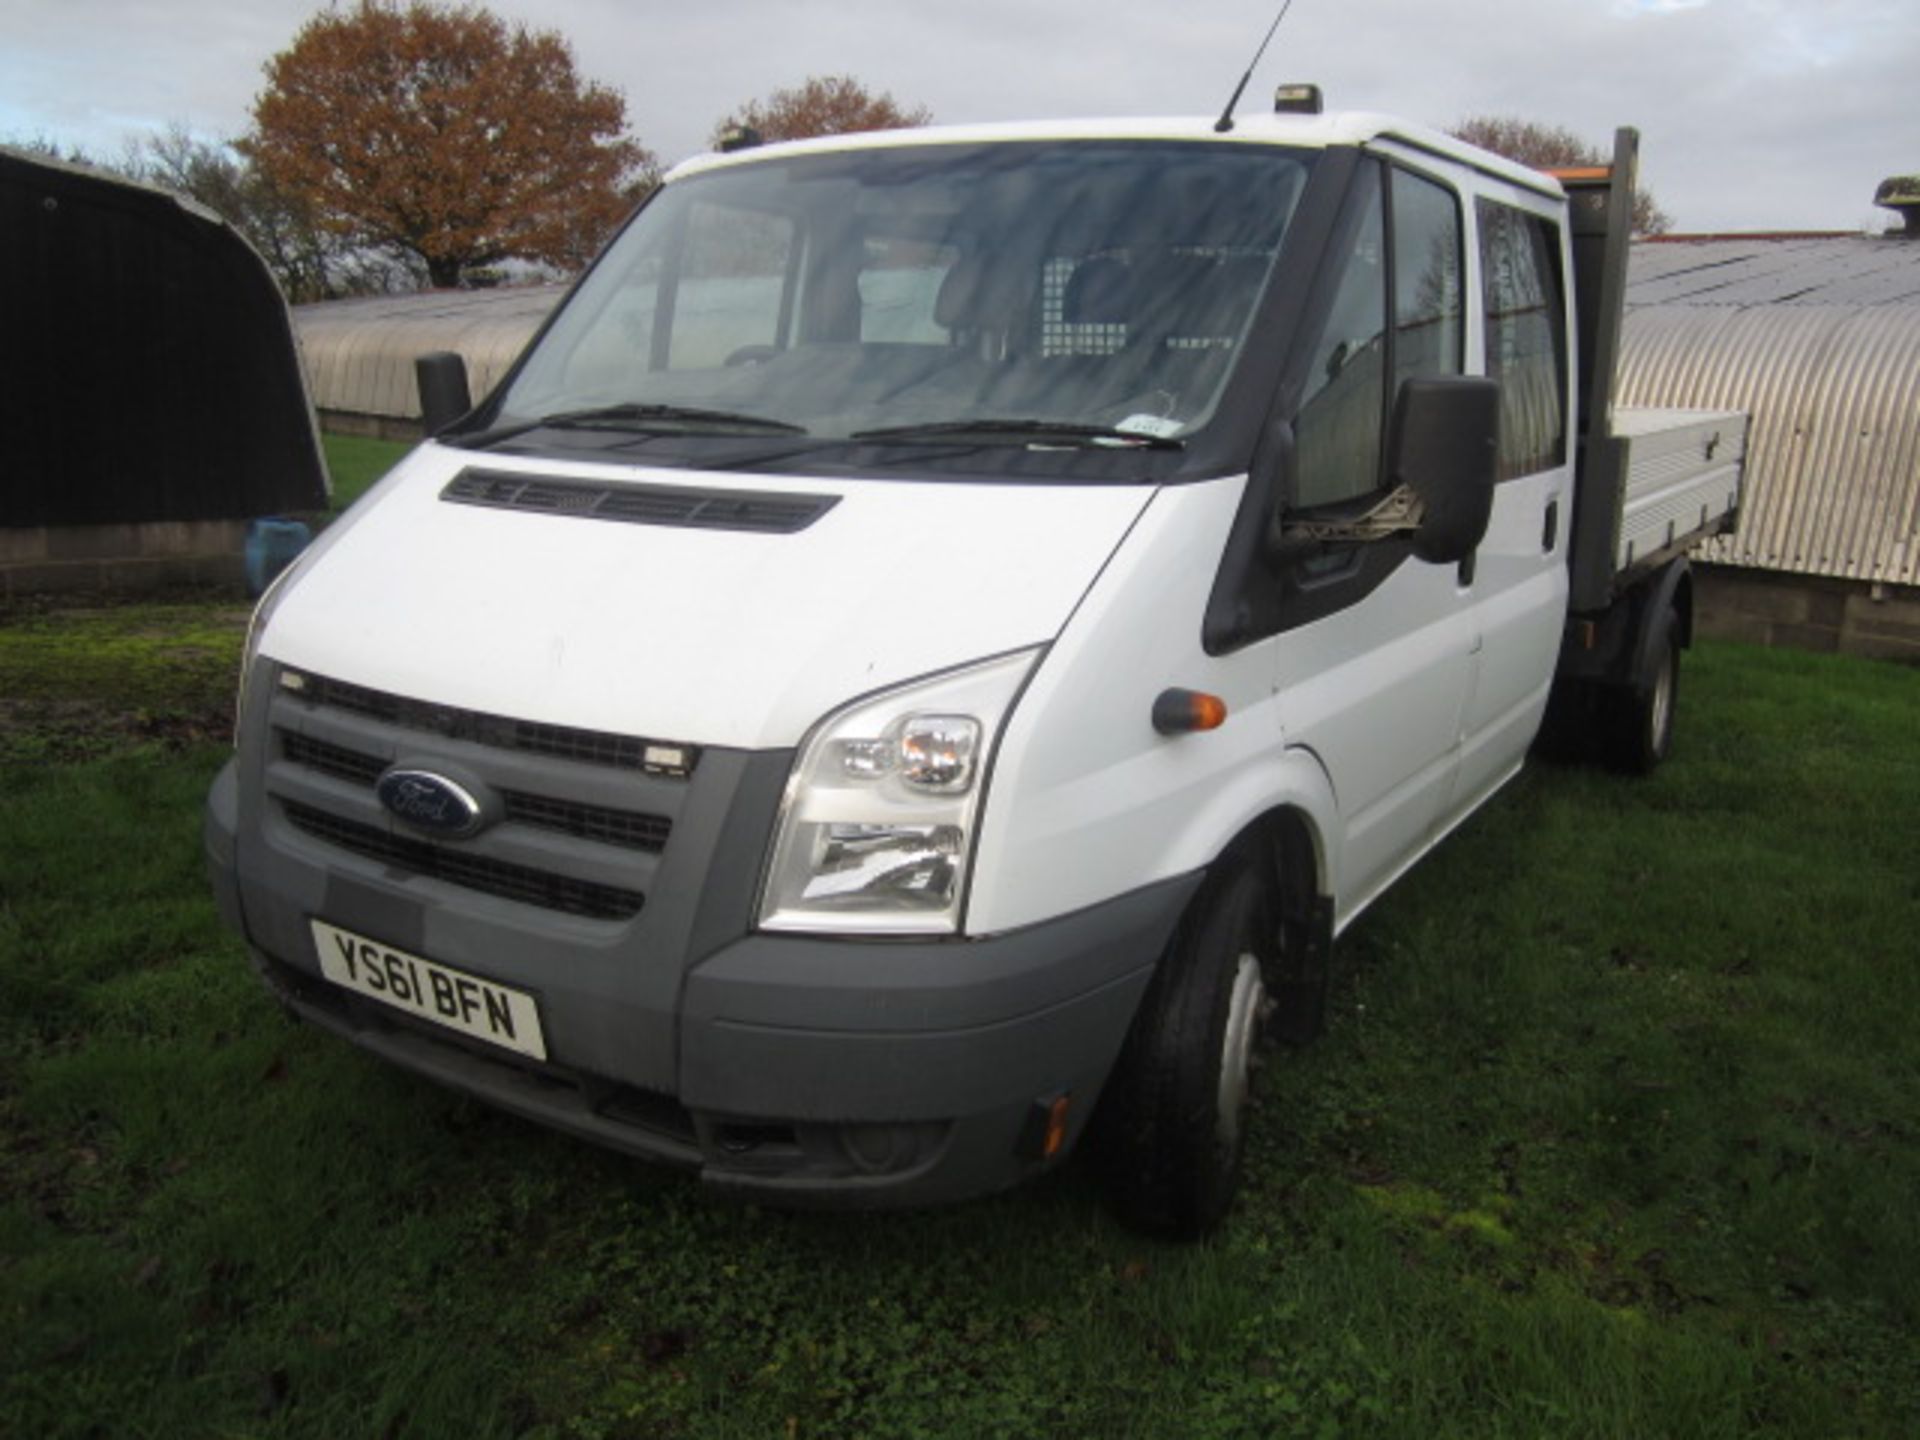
(206, 105, 1743, 1235)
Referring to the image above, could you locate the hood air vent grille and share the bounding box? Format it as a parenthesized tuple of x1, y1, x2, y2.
(442, 469, 839, 534)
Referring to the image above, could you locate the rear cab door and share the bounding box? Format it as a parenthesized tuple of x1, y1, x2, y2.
(1447, 173, 1576, 815)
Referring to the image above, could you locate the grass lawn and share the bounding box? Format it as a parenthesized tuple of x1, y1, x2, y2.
(0, 436, 408, 766)
(1, 596, 1915, 1437)
(320, 432, 412, 515)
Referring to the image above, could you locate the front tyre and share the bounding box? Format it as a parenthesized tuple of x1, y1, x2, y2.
(1101, 859, 1274, 1238)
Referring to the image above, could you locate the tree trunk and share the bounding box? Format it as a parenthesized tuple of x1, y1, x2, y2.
(426, 255, 463, 288)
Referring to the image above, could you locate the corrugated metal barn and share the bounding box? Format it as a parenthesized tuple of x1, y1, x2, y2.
(1619, 233, 1920, 656)
(1623, 236, 1920, 586)
(290, 231, 1920, 658)
(296, 285, 565, 441)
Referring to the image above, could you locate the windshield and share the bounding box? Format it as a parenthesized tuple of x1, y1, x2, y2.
(485, 141, 1315, 471)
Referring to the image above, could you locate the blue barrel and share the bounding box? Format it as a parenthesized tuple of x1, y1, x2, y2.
(244, 517, 313, 597)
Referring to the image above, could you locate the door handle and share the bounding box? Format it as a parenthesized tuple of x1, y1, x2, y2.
(1543, 499, 1560, 552)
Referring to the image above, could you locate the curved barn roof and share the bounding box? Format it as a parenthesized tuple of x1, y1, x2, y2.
(293, 284, 564, 424)
(290, 233, 1920, 588)
(1620, 235, 1920, 587)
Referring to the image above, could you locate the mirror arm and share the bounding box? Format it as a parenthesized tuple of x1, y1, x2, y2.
(1254, 419, 1307, 568)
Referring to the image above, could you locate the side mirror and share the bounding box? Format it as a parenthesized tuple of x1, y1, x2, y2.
(1390, 375, 1499, 565)
(415, 351, 473, 437)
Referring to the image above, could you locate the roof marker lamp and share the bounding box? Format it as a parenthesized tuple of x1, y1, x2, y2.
(1273, 83, 1324, 115)
(760, 649, 1040, 936)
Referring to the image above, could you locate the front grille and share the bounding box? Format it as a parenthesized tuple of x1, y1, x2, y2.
(284, 803, 645, 921)
(282, 731, 384, 785)
(442, 469, 840, 535)
(279, 731, 672, 852)
(503, 791, 670, 851)
(288, 673, 694, 775)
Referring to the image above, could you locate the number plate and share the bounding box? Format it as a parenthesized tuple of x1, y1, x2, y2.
(311, 920, 547, 1061)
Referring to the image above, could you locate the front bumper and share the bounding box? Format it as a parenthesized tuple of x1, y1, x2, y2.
(207, 757, 1198, 1208)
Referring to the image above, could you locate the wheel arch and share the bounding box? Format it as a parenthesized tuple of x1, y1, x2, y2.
(1169, 741, 1341, 901)
(1632, 555, 1692, 683)
(1213, 803, 1326, 911)
(1177, 794, 1337, 1046)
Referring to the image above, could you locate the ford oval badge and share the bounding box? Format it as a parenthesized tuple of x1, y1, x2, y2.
(376, 768, 485, 839)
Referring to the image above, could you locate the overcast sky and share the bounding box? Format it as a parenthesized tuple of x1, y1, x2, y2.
(2, 0, 1913, 233)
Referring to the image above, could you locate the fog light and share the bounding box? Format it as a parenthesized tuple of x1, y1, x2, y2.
(839, 1123, 917, 1175)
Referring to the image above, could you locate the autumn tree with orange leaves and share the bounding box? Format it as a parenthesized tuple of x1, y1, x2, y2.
(1451, 115, 1672, 236)
(710, 75, 931, 147)
(242, 1, 654, 287)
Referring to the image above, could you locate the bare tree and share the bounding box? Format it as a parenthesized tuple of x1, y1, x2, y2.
(1451, 115, 1673, 236)
(5, 126, 398, 301)
(2, 134, 104, 166)
(137, 127, 396, 302)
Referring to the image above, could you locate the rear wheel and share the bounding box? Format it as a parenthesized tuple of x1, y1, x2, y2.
(1100, 859, 1274, 1238)
(1613, 611, 1679, 773)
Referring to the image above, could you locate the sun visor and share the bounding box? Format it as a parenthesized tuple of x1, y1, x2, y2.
(0, 147, 328, 526)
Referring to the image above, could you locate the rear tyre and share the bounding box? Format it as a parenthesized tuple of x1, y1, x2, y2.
(1613, 611, 1679, 773)
(1101, 859, 1274, 1238)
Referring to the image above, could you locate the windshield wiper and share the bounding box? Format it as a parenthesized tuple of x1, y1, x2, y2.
(448, 403, 807, 449)
(848, 418, 1185, 449)
(547, 403, 808, 434)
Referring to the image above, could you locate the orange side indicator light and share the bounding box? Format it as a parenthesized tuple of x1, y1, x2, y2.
(1019, 1092, 1076, 1162)
(1153, 688, 1229, 735)
(1043, 1095, 1073, 1161)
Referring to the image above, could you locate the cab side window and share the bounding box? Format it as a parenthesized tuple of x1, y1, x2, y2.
(1294, 164, 1464, 509)
(1294, 167, 1385, 507)
(1477, 200, 1568, 478)
(1391, 168, 1464, 390)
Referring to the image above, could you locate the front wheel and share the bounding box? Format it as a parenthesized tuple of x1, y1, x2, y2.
(1099, 859, 1274, 1238)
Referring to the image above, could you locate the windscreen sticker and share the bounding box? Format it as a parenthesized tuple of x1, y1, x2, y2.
(1116, 413, 1186, 439)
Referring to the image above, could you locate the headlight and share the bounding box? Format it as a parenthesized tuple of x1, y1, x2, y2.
(233, 563, 299, 744)
(759, 649, 1040, 935)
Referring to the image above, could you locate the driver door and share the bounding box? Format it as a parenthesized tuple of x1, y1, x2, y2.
(1270, 159, 1479, 919)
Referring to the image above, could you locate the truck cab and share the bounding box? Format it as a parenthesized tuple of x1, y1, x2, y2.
(208, 110, 1738, 1234)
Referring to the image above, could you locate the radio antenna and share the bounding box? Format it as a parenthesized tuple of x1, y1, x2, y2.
(1213, 0, 1299, 134)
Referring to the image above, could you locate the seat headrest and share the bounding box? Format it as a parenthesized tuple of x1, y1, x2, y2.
(936, 252, 1020, 331)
